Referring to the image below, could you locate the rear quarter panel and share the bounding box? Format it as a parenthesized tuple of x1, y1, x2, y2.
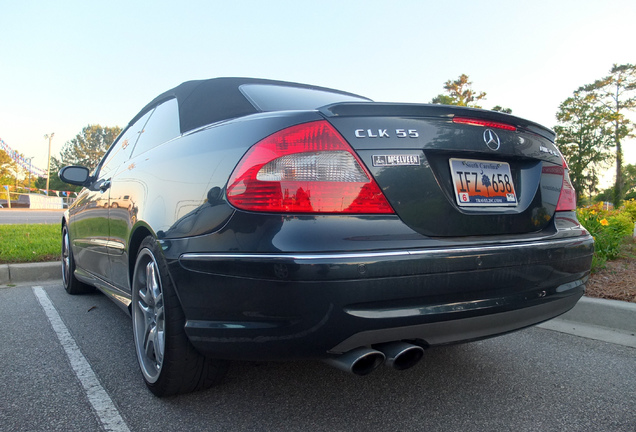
(106, 111, 324, 290)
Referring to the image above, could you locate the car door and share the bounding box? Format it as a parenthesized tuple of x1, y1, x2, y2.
(71, 111, 152, 283)
(107, 98, 180, 291)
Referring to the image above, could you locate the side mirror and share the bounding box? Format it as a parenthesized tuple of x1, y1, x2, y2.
(59, 166, 90, 186)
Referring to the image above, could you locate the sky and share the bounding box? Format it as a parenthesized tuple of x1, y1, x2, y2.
(1, 0, 635, 187)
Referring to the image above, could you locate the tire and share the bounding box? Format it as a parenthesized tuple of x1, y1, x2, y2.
(61, 225, 95, 295)
(131, 236, 228, 397)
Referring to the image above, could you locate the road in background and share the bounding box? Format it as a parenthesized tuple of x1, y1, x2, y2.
(1, 282, 634, 432)
(0, 209, 64, 224)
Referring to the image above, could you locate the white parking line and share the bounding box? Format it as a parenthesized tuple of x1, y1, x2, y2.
(33, 286, 130, 432)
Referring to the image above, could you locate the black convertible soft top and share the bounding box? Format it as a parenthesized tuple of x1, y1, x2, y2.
(132, 77, 367, 134)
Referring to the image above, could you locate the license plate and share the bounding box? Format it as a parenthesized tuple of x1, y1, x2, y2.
(449, 158, 518, 207)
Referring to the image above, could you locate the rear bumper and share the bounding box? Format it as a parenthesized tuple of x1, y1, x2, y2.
(329, 293, 581, 352)
(170, 235, 593, 360)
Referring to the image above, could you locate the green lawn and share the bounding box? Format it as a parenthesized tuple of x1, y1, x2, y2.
(0, 224, 61, 264)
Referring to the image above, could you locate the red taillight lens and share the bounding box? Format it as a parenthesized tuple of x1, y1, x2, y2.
(556, 157, 577, 211)
(226, 121, 394, 214)
(452, 117, 517, 131)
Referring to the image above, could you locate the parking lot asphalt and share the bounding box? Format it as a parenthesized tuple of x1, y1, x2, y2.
(2, 261, 635, 348)
(4, 282, 634, 432)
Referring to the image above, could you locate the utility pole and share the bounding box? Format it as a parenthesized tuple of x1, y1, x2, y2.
(26, 157, 33, 190)
(44, 133, 54, 192)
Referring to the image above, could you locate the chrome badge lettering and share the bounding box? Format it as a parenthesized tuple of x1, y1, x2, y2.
(539, 145, 559, 156)
(355, 129, 419, 138)
(373, 154, 421, 167)
(355, 129, 389, 138)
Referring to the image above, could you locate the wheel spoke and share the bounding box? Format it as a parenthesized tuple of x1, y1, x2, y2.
(144, 322, 157, 360)
(154, 292, 163, 313)
(155, 301, 164, 319)
(147, 262, 160, 303)
(138, 285, 151, 306)
(137, 299, 153, 321)
(155, 328, 165, 365)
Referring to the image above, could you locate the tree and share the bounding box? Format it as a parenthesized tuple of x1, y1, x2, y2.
(554, 89, 614, 201)
(0, 150, 18, 185)
(594, 187, 614, 204)
(59, 124, 122, 171)
(431, 74, 512, 113)
(582, 63, 636, 206)
(36, 156, 77, 192)
(431, 74, 487, 108)
(491, 105, 513, 114)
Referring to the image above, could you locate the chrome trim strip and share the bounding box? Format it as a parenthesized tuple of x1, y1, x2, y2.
(107, 240, 125, 251)
(180, 236, 592, 262)
(75, 238, 125, 251)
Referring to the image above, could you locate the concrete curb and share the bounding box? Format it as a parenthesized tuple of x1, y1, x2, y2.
(0, 261, 61, 285)
(537, 296, 636, 348)
(556, 296, 636, 333)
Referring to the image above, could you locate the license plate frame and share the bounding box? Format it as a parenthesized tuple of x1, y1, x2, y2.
(449, 158, 518, 207)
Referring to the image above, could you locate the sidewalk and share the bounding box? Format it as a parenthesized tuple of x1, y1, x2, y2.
(2, 261, 635, 348)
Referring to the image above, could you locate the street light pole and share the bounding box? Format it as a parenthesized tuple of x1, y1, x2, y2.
(26, 157, 33, 190)
(44, 133, 54, 192)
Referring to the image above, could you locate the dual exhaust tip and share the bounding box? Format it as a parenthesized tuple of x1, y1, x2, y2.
(324, 342, 425, 376)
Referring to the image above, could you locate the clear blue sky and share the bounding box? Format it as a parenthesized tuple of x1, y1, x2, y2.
(1, 0, 635, 184)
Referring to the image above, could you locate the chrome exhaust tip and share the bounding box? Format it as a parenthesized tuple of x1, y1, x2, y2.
(375, 342, 424, 370)
(324, 347, 386, 376)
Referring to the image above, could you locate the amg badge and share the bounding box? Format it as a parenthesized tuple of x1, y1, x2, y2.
(373, 154, 421, 167)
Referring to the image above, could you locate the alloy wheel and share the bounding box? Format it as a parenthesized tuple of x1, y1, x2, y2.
(132, 249, 166, 384)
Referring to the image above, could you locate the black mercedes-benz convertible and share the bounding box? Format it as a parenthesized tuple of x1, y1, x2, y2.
(60, 77, 593, 396)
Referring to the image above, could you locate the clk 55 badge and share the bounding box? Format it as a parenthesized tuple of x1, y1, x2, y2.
(355, 129, 419, 138)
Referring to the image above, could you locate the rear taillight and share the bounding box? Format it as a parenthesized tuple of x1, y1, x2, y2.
(226, 120, 394, 214)
(556, 157, 576, 211)
(452, 117, 517, 131)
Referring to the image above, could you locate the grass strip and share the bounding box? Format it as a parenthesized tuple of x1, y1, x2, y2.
(0, 224, 60, 263)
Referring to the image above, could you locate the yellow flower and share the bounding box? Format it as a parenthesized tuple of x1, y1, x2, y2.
(600, 218, 609, 226)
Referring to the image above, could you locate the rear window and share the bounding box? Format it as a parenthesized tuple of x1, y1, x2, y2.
(239, 84, 370, 112)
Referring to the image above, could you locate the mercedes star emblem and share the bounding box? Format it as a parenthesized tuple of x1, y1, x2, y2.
(483, 129, 501, 151)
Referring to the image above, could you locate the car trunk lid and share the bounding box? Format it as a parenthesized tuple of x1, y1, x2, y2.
(320, 103, 564, 237)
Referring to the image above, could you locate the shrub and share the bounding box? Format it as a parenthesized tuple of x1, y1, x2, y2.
(577, 202, 634, 271)
(622, 198, 636, 224)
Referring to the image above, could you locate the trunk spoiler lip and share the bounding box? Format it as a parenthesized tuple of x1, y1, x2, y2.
(319, 102, 556, 142)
